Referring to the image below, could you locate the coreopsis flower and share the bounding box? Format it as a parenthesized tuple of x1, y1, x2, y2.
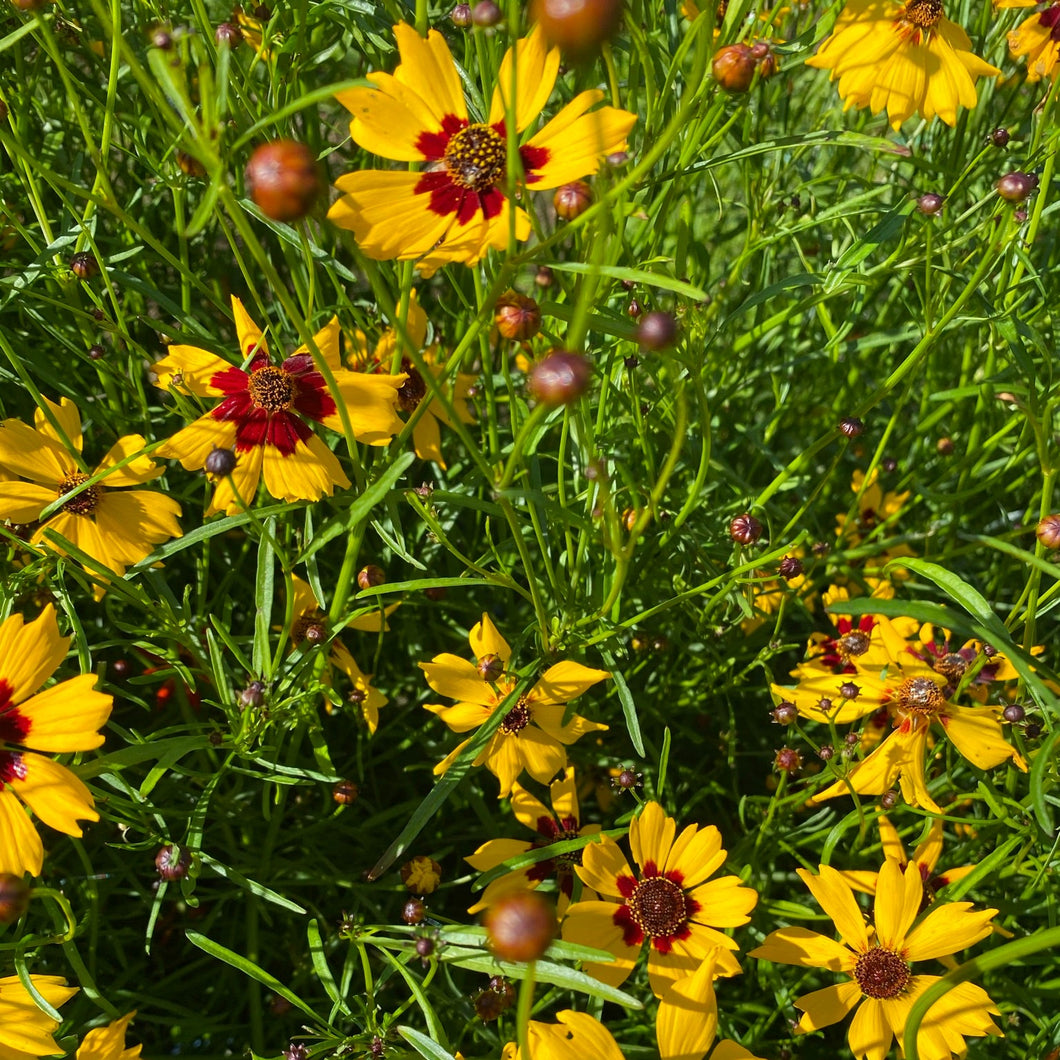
(465, 766, 600, 915)
(908, 622, 1021, 701)
(836, 468, 910, 546)
(804, 655, 1027, 812)
(233, 4, 275, 61)
(806, 0, 1000, 130)
(0, 397, 182, 598)
(561, 801, 758, 997)
(999, 0, 1060, 80)
(329, 24, 636, 274)
(0, 973, 78, 1058)
(750, 859, 1003, 1060)
(287, 575, 391, 732)
(348, 291, 475, 468)
(420, 614, 608, 798)
(77, 1011, 142, 1060)
(151, 296, 406, 515)
(0, 608, 111, 877)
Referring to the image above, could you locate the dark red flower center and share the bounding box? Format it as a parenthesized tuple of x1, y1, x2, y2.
(444, 123, 507, 192)
(0, 749, 28, 786)
(853, 947, 910, 999)
(501, 696, 532, 734)
(0, 680, 31, 746)
(627, 876, 688, 938)
(897, 676, 944, 716)
(248, 365, 295, 411)
(57, 471, 99, 515)
(837, 630, 870, 659)
(397, 359, 427, 413)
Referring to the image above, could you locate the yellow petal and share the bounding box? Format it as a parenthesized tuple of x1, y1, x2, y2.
(511, 778, 553, 832)
(14, 675, 111, 753)
(0, 416, 71, 485)
(0, 480, 54, 522)
(560, 900, 637, 987)
(749, 927, 852, 972)
(392, 24, 467, 126)
(231, 296, 268, 359)
(420, 654, 497, 706)
(77, 1012, 142, 1060)
(531, 660, 609, 705)
(630, 800, 676, 873)
(940, 705, 1026, 771)
(489, 26, 560, 132)
(902, 901, 997, 961)
(150, 345, 233, 396)
(846, 998, 892, 1060)
(9, 753, 98, 835)
(656, 953, 719, 1060)
(576, 834, 633, 898)
(796, 865, 869, 951)
(792, 981, 861, 1033)
(96, 435, 164, 486)
(0, 787, 44, 876)
(469, 613, 512, 666)
(0, 606, 69, 705)
(339, 75, 440, 161)
(872, 858, 921, 949)
(665, 823, 725, 888)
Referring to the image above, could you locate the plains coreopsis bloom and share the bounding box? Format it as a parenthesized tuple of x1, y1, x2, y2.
(329, 24, 636, 274)
(0, 973, 78, 1059)
(999, 0, 1060, 80)
(751, 859, 1002, 1060)
(806, 0, 1000, 130)
(0, 398, 182, 598)
(151, 297, 406, 515)
(420, 614, 608, 798)
(77, 1012, 142, 1060)
(348, 292, 475, 468)
(0, 606, 111, 876)
(465, 767, 600, 915)
(562, 801, 758, 997)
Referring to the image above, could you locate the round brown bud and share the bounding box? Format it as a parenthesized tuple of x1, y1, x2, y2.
(635, 311, 677, 351)
(284, 1045, 308, 1060)
(415, 936, 435, 958)
(152, 28, 173, 49)
(749, 40, 778, 77)
(10, 0, 49, 10)
(778, 555, 803, 580)
(729, 512, 762, 545)
(990, 127, 1011, 149)
(402, 898, 427, 925)
(712, 43, 756, 92)
(530, 0, 623, 59)
(215, 21, 244, 45)
(70, 252, 99, 280)
(477, 653, 504, 681)
(303, 622, 327, 645)
(357, 565, 386, 590)
(626, 298, 643, 319)
(535, 265, 554, 288)
(606, 150, 630, 166)
(880, 790, 900, 810)
(177, 150, 207, 178)
(936, 436, 954, 455)
(553, 180, 593, 220)
(111, 658, 130, 678)
(773, 747, 802, 774)
(1036, 514, 1060, 549)
(333, 780, 359, 805)
(238, 679, 266, 709)
(471, 0, 502, 25)
(771, 702, 797, 725)
(839, 416, 864, 437)
(611, 767, 642, 790)
(205, 446, 237, 477)
(474, 978, 516, 1021)
(817, 744, 834, 761)
(1025, 720, 1043, 739)
(155, 844, 192, 881)
(1002, 703, 1026, 723)
(88, 344, 105, 361)
(529, 351, 591, 406)
(882, 457, 897, 472)
(916, 193, 944, 215)
(483, 891, 556, 962)
(0, 874, 30, 924)
(246, 141, 320, 223)
(839, 681, 861, 700)
(450, 2, 473, 25)
(996, 171, 1037, 203)
(494, 291, 541, 341)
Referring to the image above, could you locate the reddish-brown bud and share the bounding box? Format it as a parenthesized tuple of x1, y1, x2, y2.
(916, 193, 944, 215)
(177, 150, 207, 178)
(494, 291, 541, 341)
(215, 21, 244, 45)
(477, 653, 504, 681)
(483, 891, 556, 962)
(839, 416, 864, 438)
(880, 790, 900, 809)
(474, 977, 516, 1021)
(415, 935, 435, 958)
(357, 565, 386, 590)
(996, 171, 1037, 203)
(611, 767, 642, 790)
(771, 702, 797, 725)
(553, 180, 593, 220)
(1036, 514, 1060, 549)
(712, 43, 756, 92)
(937, 436, 954, 455)
(450, 2, 473, 25)
(729, 512, 762, 544)
(0, 874, 30, 924)
(778, 555, 803, 580)
(155, 844, 192, 881)
(636, 311, 678, 351)
(471, 0, 502, 25)
(88, 344, 105, 361)
(773, 747, 802, 774)
(402, 898, 426, 924)
(990, 127, 1011, 149)
(70, 252, 99, 280)
(535, 265, 554, 288)
(531, 0, 623, 59)
(333, 779, 359, 804)
(1002, 703, 1025, 723)
(529, 351, 591, 405)
(246, 141, 320, 223)
(205, 446, 237, 477)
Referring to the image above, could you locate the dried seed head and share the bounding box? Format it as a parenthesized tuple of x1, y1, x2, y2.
(246, 140, 320, 222)
(531, 0, 623, 59)
(402, 898, 426, 925)
(204, 446, 237, 477)
(996, 171, 1037, 203)
(729, 512, 763, 544)
(155, 844, 192, 881)
(553, 180, 594, 220)
(494, 291, 542, 341)
(483, 891, 556, 962)
(771, 701, 797, 725)
(916, 193, 944, 215)
(333, 779, 359, 804)
(636, 311, 678, 350)
(778, 555, 804, 580)
(839, 416, 865, 437)
(0, 874, 30, 924)
(529, 350, 591, 405)
(1036, 514, 1060, 549)
(357, 564, 386, 590)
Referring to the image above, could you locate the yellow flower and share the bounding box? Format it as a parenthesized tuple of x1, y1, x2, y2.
(0, 606, 112, 876)
(465, 766, 601, 915)
(420, 614, 608, 798)
(0, 974, 78, 1059)
(0, 397, 182, 599)
(77, 1012, 142, 1060)
(329, 24, 636, 274)
(1001, 0, 1060, 80)
(348, 291, 476, 468)
(151, 296, 406, 515)
(562, 801, 758, 997)
(750, 859, 1002, 1060)
(806, 0, 1000, 130)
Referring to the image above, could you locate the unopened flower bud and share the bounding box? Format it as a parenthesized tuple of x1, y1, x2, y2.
(155, 844, 192, 881)
(303, 622, 327, 645)
(70, 252, 99, 280)
(477, 653, 504, 681)
(606, 150, 630, 167)
(471, 0, 501, 25)
(246, 140, 320, 222)
(1037, 514, 1060, 549)
(0, 874, 30, 923)
(990, 127, 1011, 149)
(88, 344, 105, 360)
(880, 789, 900, 809)
(626, 299, 643, 319)
(635, 311, 677, 351)
(996, 171, 1037, 203)
(729, 513, 762, 544)
(239, 679, 266, 709)
(415, 935, 435, 958)
(474, 977, 516, 1021)
(333, 779, 359, 805)
(916, 193, 944, 215)
(553, 180, 593, 220)
(817, 744, 834, 761)
(450, 2, 472, 25)
(1002, 703, 1025, 723)
(937, 436, 954, 455)
(530, 0, 623, 59)
(771, 702, 797, 725)
(205, 447, 237, 477)
(177, 150, 206, 178)
(773, 747, 802, 774)
(357, 565, 386, 590)
(611, 766, 642, 790)
(401, 856, 442, 894)
(839, 681, 861, 700)
(483, 891, 556, 962)
(535, 265, 554, 288)
(402, 898, 426, 924)
(151, 27, 173, 49)
(494, 291, 541, 341)
(778, 555, 803, 580)
(284, 1045, 308, 1060)
(839, 416, 864, 437)
(712, 43, 756, 92)
(215, 21, 243, 45)
(529, 350, 591, 405)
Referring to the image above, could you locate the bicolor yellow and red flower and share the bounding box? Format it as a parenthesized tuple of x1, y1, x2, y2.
(0, 397, 182, 598)
(0, 973, 78, 1060)
(329, 24, 636, 273)
(152, 297, 406, 515)
(421, 614, 608, 798)
(465, 767, 600, 915)
(562, 801, 757, 997)
(806, 0, 999, 130)
(0, 606, 111, 876)
(999, 0, 1060, 80)
(750, 859, 1002, 1060)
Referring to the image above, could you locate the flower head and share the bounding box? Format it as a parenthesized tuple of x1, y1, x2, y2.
(806, 0, 1000, 129)
(420, 614, 608, 797)
(77, 1011, 142, 1060)
(0, 973, 78, 1058)
(329, 25, 636, 274)
(0, 398, 182, 598)
(750, 859, 1002, 1060)
(562, 801, 758, 997)
(0, 607, 112, 876)
(151, 297, 406, 515)
(1001, 0, 1060, 80)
